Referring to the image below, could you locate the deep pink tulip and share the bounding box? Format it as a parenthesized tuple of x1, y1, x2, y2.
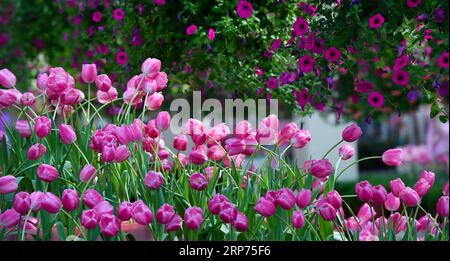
(310, 159, 333, 178)
(36, 73, 48, 90)
(296, 189, 312, 208)
(37, 164, 59, 182)
(93, 200, 114, 217)
(342, 123, 362, 142)
(13, 191, 31, 214)
(189, 149, 208, 165)
(156, 203, 176, 224)
(326, 190, 343, 209)
(42, 192, 62, 213)
(413, 178, 431, 197)
(173, 134, 188, 151)
(62, 189, 79, 211)
(276, 188, 296, 210)
(27, 143, 46, 160)
(390, 178, 406, 197)
(207, 145, 226, 161)
(146, 92, 164, 111)
(317, 202, 337, 221)
(443, 181, 449, 196)
(15, 120, 32, 138)
(233, 212, 248, 231)
(385, 193, 400, 211)
(291, 129, 311, 149)
(95, 74, 112, 92)
(118, 201, 133, 221)
(59, 124, 76, 144)
(113, 124, 132, 145)
(355, 180, 373, 202)
(156, 111, 171, 131)
(29, 191, 45, 212)
(21, 92, 36, 106)
(80, 164, 97, 183)
(219, 202, 238, 223)
(257, 114, 279, 145)
(357, 203, 375, 224)
(437, 196, 449, 217)
(207, 123, 230, 145)
(235, 120, 252, 139)
(132, 201, 153, 225)
(390, 212, 407, 233)
(278, 122, 298, 146)
(338, 143, 355, 160)
(185, 207, 204, 230)
(399, 187, 421, 207)
(225, 138, 246, 156)
(144, 171, 164, 190)
(189, 173, 209, 191)
(141, 58, 161, 77)
(81, 209, 98, 229)
(114, 145, 130, 162)
(0, 208, 20, 228)
(208, 193, 229, 215)
(292, 210, 305, 229)
(0, 68, 16, 88)
(0, 175, 18, 194)
(34, 116, 52, 139)
(0, 89, 18, 109)
(254, 197, 276, 217)
(81, 64, 97, 84)
(99, 214, 120, 237)
(372, 185, 388, 206)
(82, 189, 103, 208)
(419, 171, 435, 187)
(382, 148, 403, 166)
(165, 214, 182, 232)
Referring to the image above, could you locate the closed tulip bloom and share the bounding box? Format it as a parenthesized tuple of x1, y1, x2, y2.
(0, 208, 20, 228)
(15, 120, 32, 138)
(27, 143, 46, 160)
(357, 203, 375, 224)
(207, 145, 226, 161)
(276, 188, 296, 210)
(144, 171, 164, 190)
(42, 192, 62, 214)
(82, 189, 103, 208)
(189, 149, 208, 165)
(36, 73, 48, 90)
(141, 58, 161, 77)
(225, 138, 246, 156)
(235, 120, 252, 139)
(317, 202, 337, 221)
(80, 164, 96, 183)
(254, 197, 276, 217)
(355, 180, 373, 202)
(37, 164, 59, 182)
(384, 193, 400, 211)
(382, 148, 403, 166)
(21, 92, 36, 106)
(310, 159, 333, 178)
(146, 92, 164, 111)
(165, 214, 183, 232)
(208, 193, 229, 215)
(278, 122, 298, 145)
(291, 129, 311, 149)
(99, 214, 120, 237)
(156, 111, 171, 131)
(34, 116, 52, 139)
(372, 185, 388, 206)
(30, 191, 45, 212)
(114, 145, 130, 162)
(93, 200, 114, 217)
(326, 190, 343, 209)
(0, 68, 16, 88)
(118, 201, 133, 221)
(113, 124, 132, 145)
(156, 203, 176, 224)
(13, 192, 31, 214)
(292, 210, 305, 229)
(0, 89, 18, 109)
(233, 212, 248, 231)
(185, 207, 204, 230)
(443, 181, 449, 196)
(81, 64, 97, 83)
(132, 201, 153, 225)
(0, 175, 18, 194)
(207, 123, 230, 145)
(436, 196, 449, 217)
(61, 189, 79, 212)
(95, 74, 112, 92)
(173, 134, 188, 151)
(390, 178, 406, 197)
(297, 189, 312, 208)
(338, 143, 355, 160)
(219, 202, 238, 223)
(419, 171, 435, 187)
(342, 123, 362, 142)
(399, 187, 421, 207)
(81, 209, 98, 229)
(59, 124, 76, 144)
(414, 178, 431, 197)
(189, 173, 209, 191)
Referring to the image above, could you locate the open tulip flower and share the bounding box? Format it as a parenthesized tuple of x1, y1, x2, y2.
(0, 58, 448, 242)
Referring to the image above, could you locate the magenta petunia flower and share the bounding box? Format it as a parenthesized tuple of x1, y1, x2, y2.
(267, 77, 278, 89)
(393, 55, 410, 71)
(116, 51, 128, 66)
(153, 0, 166, 5)
(271, 38, 282, 51)
(298, 55, 315, 73)
(368, 91, 384, 108)
(294, 88, 309, 111)
(324, 47, 342, 62)
(113, 8, 125, 21)
(92, 11, 102, 23)
(186, 24, 198, 35)
(293, 16, 309, 36)
(406, 0, 421, 8)
(437, 52, 449, 69)
(208, 28, 215, 41)
(355, 81, 375, 93)
(392, 70, 410, 86)
(97, 44, 109, 55)
(369, 13, 385, 29)
(236, 1, 253, 19)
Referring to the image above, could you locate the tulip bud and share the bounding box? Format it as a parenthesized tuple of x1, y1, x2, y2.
(399, 187, 421, 207)
(21, 92, 36, 106)
(413, 178, 431, 197)
(141, 58, 161, 77)
(390, 178, 406, 197)
(219, 202, 238, 223)
(233, 212, 248, 231)
(355, 180, 373, 202)
(13, 191, 31, 214)
(27, 143, 47, 160)
(62, 189, 79, 212)
(83, 189, 103, 208)
(342, 123, 362, 142)
(310, 159, 333, 178)
(189, 173, 209, 191)
(36, 73, 48, 90)
(371, 185, 387, 206)
(42, 192, 62, 214)
(207, 145, 226, 161)
(384, 193, 400, 211)
(189, 149, 208, 165)
(95, 74, 112, 92)
(419, 171, 435, 187)
(382, 148, 403, 166)
(99, 214, 120, 237)
(296, 189, 312, 208)
(0, 175, 18, 194)
(81, 64, 98, 84)
(0, 208, 20, 228)
(34, 116, 52, 139)
(80, 164, 97, 183)
(156, 111, 171, 131)
(118, 201, 133, 221)
(165, 214, 182, 232)
(37, 164, 59, 182)
(15, 120, 32, 138)
(443, 181, 449, 196)
(114, 145, 130, 162)
(292, 210, 305, 229)
(93, 200, 114, 217)
(275, 188, 296, 210)
(144, 171, 164, 190)
(317, 202, 337, 221)
(156, 203, 176, 224)
(291, 129, 311, 149)
(338, 143, 355, 160)
(437, 196, 449, 218)
(173, 134, 188, 151)
(132, 201, 153, 225)
(30, 191, 45, 212)
(185, 207, 204, 230)
(278, 123, 298, 145)
(326, 190, 343, 209)
(146, 92, 164, 111)
(357, 203, 375, 224)
(59, 124, 77, 144)
(81, 209, 98, 229)
(254, 197, 276, 217)
(0, 68, 16, 88)
(208, 194, 229, 215)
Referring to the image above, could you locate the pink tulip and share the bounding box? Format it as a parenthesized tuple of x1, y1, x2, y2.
(62, 189, 79, 212)
(382, 148, 403, 166)
(173, 134, 188, 151)
(36, 73, 48, 90)
(15, 120, 32, 138)
(165, 214, 182, 232)
(0, 208, 20, 228)
(95, 74, 111, 92)
(0, 89, 18, 109)
(114, 145, 130, 162)
(414, 178, 431, 197)
(385, 193, 400, 211)
(144, 171, 164, 190)
(34, 116, 52, 139)
(185, 207, 204, 230)
(326, 190, 342, 209)
(207, 145, 226, 161)
(258, 114, 279, 145)
(0, 68, 16, 88)
(80, 164, 97, 183)
(97, 87, 118, 104)
(278, 123, 298, 145)
(254, 197, 276, 217)
(141, 58, 161, 77)
(419, 171, 435, 187)
(297, 189, 312, 208)
(82, 189, 103, 208)
(357, 203, 375, 224)
(437, 196, 449, 217)
(242, 134, 257, 155)
(156, 203, 176, 224)
(21, 92, 36, 106)
(233, 212, 248, 231)
(389, 212, 407, 233)
(42, 192, 62, 213)
(155, 72, 168, 91)
(156, 111, 171, 131)
(0, 175, 18, 194)
(310, 159, 333, 178)
(118, 201, 133, 221)
(291, 129, 311, 149)
(27, 143, 47, 161)
(99, 214, 120, 237)
(30, 191, 45, 212)
(275, 188, 296, 210)
(235, 120, 252, 139)
(189, 173, 209, 191)
(208, 193, 229, 215)
(113, 124, 132, 145)
(81, 209, 98, 229)
(59, 124, 76, 144)
(292, 210, 305, 229)
(390, 178, 406, 197)
(132, 201, 153, 225)
(146, 92, 164, 111)
(399, 187, 421, 207)
(37, 164, 59, 182)
(225, 138, 246, 156)
(189, 149, 208, 165)
(355, 180, 373, 202)
(372, 185, 387, 206)
(207, 123, 230, 145)
(338, 143, 355, 160)
(317, 202, 337, 221)
(443, 181, 448, 196)
(81, 64, 97, 84)
(13, 192, 31, 214)
(219, 202, 238, 223)
(93, 200, 114, 217)
(342, 123, 362, 142)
